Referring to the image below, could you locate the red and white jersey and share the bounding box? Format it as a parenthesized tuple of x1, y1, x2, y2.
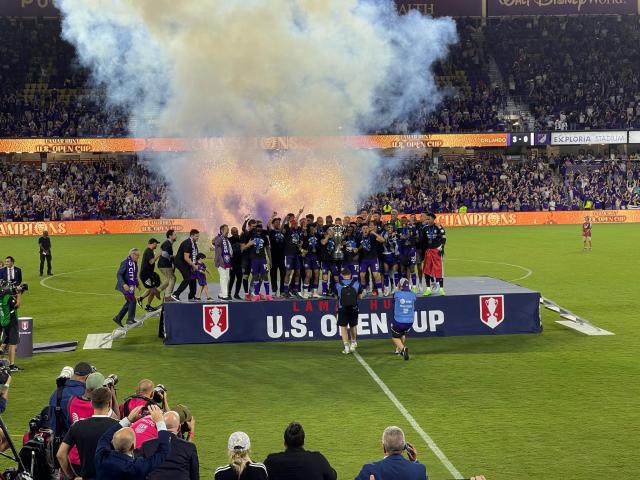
(582, 222, 592, 235)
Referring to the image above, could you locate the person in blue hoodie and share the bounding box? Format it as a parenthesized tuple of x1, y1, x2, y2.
(391, 278, 416, 361)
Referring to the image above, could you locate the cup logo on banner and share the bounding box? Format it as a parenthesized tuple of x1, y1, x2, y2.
(20, 320, 29, 331)
(480, 295, 505, 329)
(203, 305, 229, 339)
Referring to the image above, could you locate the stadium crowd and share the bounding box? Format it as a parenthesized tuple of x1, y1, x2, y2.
(4, 16, 640, 136)
(363, 154, 640, 213)
(0, 160, 168, 221)
(487, 16, 640, 132)
(0, 363, 487, 480)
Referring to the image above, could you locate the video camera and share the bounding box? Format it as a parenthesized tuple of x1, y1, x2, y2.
(0, 280, 28, 297)
(0, 360, 11, 386)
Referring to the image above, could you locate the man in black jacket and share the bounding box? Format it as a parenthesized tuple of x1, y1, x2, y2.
(264, 422, 336, 480)
(139, 410, 199, 480)
(38, 230, 53, 276)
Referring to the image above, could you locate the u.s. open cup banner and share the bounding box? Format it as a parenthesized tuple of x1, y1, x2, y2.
(163, 293, 542, 345)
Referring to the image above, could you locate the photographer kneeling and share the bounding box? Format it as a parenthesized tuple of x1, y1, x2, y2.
(0, 282, 26, 372)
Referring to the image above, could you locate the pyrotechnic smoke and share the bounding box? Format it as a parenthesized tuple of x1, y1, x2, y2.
(55, 0, 457, 225)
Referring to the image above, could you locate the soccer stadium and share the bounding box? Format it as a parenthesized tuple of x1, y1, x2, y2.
(0, 0, 638, 479)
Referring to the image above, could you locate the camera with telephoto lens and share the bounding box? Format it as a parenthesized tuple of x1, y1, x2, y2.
(0, 359, 11, 385)
(0, 280, 28, 296)
(152, 384, 167, 403)
(103, 374, 119, 388)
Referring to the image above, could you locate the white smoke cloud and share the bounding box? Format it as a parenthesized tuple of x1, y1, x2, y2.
(55, 0, 457, 224)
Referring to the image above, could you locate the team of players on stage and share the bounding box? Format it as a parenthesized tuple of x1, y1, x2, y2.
(235, 209, 446, 301)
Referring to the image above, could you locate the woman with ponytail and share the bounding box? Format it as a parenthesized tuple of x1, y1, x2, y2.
(214, 431, 268, 480)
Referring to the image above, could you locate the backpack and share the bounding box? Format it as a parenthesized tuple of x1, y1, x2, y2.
(19, 429, 56, 479)
(340, 279, 358, 308)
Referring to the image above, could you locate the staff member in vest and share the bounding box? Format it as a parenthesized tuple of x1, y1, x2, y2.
(335, 268, 363, 355)
(38, 230, 53, 276)
(214, 224, 233, 300)
(392, 279, 416, 361)
(171, 229, 200, 302)
(113, 248, 141, 327)
(0, 284, 23, 372)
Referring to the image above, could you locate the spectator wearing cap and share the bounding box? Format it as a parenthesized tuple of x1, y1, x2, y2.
(354, 426, 426, 480)
(48, 362, 94, 438)
(215, 432, 267, 480)
(264, 422, 337, 480)
(139, 238, 162, 312)
(139, 410, 199, 480)
(58, 387, 120, 480)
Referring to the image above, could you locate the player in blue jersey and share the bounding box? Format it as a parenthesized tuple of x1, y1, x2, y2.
(301, 223, 321, 298)
(381, 223, 400, 296)
(358, 224, 385, 297)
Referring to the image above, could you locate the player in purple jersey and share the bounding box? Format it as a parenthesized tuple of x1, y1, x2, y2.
(398, 217, 419, 292)
(301, 223, 321, 298)
(381, 223, 400, 296)
(342, 224, 360, 277)
(319, 226, 340, 297)
(247, 222, 272, 301)
(282, 217, 303, 298)
(358, 224, 385, 297)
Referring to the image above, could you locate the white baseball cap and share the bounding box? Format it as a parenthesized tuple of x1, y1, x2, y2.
(228, 431, 251, 451)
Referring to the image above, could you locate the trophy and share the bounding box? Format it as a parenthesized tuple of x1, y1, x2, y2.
(332, 225, 345, 260)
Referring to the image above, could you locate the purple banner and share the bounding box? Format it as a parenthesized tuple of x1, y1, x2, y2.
(0, 0, 60, 16)
(395, 0, 483, 17)
(488, 0, 637, 16)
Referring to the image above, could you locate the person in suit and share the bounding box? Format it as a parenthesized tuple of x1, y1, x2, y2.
(139, 410, 199, 480)
(95, 404, 170, 480)
(0, 256, 22, 284)
(113, 248, 141, 327)
(264, 422, 336, 480)
(354, 426, 427, 480)
(38, 231, 53, 276)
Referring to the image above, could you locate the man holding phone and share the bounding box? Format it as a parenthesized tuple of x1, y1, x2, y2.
(355, 426, 426, 480)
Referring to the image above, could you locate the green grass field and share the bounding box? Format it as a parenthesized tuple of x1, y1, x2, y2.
(1, 224, 638, 479)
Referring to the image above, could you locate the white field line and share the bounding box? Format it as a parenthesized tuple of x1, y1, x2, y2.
(446, 258, 533, 282)
(40, 267, 119, 297)
(353, 351, 464, 480)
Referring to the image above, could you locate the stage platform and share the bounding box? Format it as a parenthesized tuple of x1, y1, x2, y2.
(162, 276, 542, 345)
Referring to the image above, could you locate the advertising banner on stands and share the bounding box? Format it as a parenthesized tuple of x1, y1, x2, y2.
(0, 134, 510, 154)
(1, 210, 637, 237)
(0, 219, 205, 237)
(627, 131, 640, 143)
(395, 0, 483, 16)
(551, 131, 627, 145)
(488, 0, 637, 16)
